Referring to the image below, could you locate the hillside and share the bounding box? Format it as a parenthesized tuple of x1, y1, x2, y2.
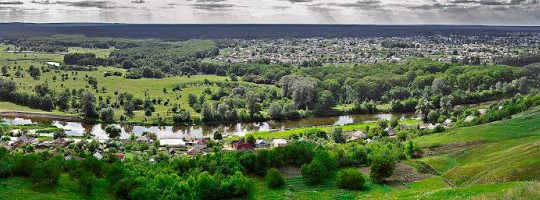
(2, 107, 538, 200)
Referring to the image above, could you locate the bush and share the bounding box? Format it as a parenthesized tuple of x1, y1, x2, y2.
(31, 156, 63, 187)
(105, 125, 121, 139)
(301, 159, 328, 184)
(369, 148, 396, 183)
(222, 171, 252, 198)
(0, 160, 12, 178)
(14, 153, 39, 177)
(265, 168, 285, 188)
(53, 130, 66, 139)
(77, 171, 96, 196)
(337, 168, 366, 190)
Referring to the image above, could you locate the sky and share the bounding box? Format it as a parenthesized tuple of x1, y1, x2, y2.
(0, 0, 539, 25)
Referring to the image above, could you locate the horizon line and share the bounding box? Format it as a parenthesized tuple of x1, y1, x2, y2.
(2, 22, 540, 27)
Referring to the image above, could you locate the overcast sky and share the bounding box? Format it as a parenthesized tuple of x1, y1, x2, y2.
(0, 0, 539, 25)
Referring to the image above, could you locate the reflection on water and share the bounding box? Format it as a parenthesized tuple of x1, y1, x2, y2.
(1, 113, 414, 139)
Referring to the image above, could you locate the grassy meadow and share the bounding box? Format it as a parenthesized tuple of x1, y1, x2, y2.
(0, 44, 243, 122)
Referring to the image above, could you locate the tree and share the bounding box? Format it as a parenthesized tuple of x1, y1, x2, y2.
(301, 158, 328, 184)
(369, 147, 396, 183)
(0, 78, 16, 99)
(28, 65, 41, 80)
(173, 109, 192, 124)
(53, 130, 66, 139)
(279, 75, 317, 109)
(440, 95, 455, 114)
(518, 77, 529, 94)
(1, 65, 8, 76)
(332, 127, 345, 143)
(78, 171, 96, 196)
(246, 91, 261, 117)
(56, 89, 71, 111)
(269, 102, 282, 119)
(246, 135, 256, 146)
(265, 168, 285, 188)
(431, 78, 451, 95)
(31, 156, 62, 187)
(81, 92, 98, 119)
(415, 96, 433, 120)
(337, 168, 366, 190)
(316, 90, 336, 111)
(105, 125, 121, 139)
(99, 107, 115, 123)
(201, 102, 213, 121)
(213, 132, 223, 140)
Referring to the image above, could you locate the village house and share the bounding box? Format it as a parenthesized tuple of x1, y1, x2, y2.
(272, 139, 288, 147)
(255, 139, 268, 148)
(231, 140, 254, 150)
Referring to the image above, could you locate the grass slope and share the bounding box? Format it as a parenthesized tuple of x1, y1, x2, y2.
(0, 175, 112, 200)
(416, 106, 540, 186)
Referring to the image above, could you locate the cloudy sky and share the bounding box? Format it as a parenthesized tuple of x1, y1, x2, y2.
(0, 0, 539, 25)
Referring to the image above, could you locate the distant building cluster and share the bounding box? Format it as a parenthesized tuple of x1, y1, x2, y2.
(213, 33, 540, 65)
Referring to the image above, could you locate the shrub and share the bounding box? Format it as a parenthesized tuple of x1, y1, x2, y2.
(53, 130, 67, 139)
(31, 156, 63, 187)
(301, 159, 328, 184)
(337, 168, 366, 190)
(105, 125, 121, 139)
(78, 171, 96, 196)
(369, 148, 396, 183)
(332, 127, 345, 143)
(0, 160, 12, 178)
(222, 171, 252, 198)
(265, 168, 285, 188)
(14, 153, 39, 177)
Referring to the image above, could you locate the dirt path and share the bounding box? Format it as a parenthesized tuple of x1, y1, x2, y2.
(0, 111, 80, 121)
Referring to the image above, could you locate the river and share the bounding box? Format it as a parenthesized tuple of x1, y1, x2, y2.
(1, 113, 414, 140)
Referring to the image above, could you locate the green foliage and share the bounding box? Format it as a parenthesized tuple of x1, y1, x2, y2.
(265, 168, 285, 188)
(369, 146, 397, 183)
(31, 156, 63, 188)
(337, 168, 367, 190)
(105, 125, 121, 139)
(301, 158, 329, 184)
(332, 127, 345, 143)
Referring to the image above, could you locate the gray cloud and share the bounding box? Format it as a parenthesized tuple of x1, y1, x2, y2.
(0, 1, 23, 5)
(328, 0, 382, 10)
(285, 0, 313, 3)
(191, 3, 234, 10)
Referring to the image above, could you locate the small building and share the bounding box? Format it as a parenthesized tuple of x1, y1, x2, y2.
(113, 152, 125, 161)
(349, 131, 367, 141)
(187, 147, 199, 155)
(136, 136, 152, 144)
(272, 139, 288, 147)
(231, 140, 254, 150)
(255, 139, 268, 148)
(93, 152, 103, 160)
(385, 128, 396, 136)
(46, 61, 60, 67)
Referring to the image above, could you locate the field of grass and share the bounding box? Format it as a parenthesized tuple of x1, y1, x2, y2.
(0, 44, 243, 122)
(416, 106, 540, 186)
(67, 47, 114, 59)
(247, 173, 537, 200)
(0, 102, 69, 116)
(0, 175, 112, 200)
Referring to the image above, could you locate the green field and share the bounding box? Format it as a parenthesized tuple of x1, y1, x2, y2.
(0, 44, 253, 122)
(0, 175, 112, 200)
